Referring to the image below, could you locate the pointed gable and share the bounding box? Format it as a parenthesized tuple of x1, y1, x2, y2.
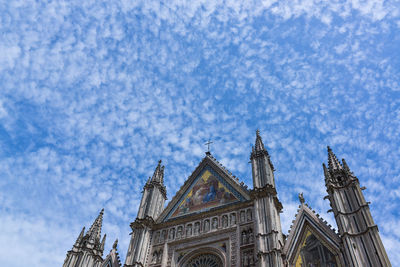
(283, 202, 343, 266)
(101, 240, 121, 267)
(158, 153, 250, 222)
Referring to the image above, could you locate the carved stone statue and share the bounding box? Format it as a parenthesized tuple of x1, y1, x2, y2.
(160, 230, 166, 243)
(247, 209, 252, 221)
(157, 249, 163, 263)
(212, 217, 218, 229)
(249, 229, 254, 243)
(176, 226, 183, 238)
(152, 251, 158, 263)
(186, 224, 192, 236)
(169, 228, 175, 240)
(299, 192, 305, 204)
(194, 222, 200, 235)
(154, 231, 160, 244)
(204, 219, 210, 232)
(243, 253, 248, 266)
(240, 210, 246, 223)
(222, 215, 228, 228)
(242, 231, 247, 245)
(230, 213, 236, 225)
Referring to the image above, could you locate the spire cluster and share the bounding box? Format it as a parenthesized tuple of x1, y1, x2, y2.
(324, 146, 355, 185)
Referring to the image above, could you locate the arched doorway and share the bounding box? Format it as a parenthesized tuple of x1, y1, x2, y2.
(183, 253, 223, 267)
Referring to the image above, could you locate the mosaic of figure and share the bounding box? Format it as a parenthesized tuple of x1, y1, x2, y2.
(295, 231, 338, 267)
(171, 170, 238, 218)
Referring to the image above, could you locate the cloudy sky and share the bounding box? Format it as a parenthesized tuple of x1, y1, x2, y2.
(1, 0, 399, 266)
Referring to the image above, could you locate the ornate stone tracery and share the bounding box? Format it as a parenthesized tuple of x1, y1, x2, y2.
(184, 253, 223, 267)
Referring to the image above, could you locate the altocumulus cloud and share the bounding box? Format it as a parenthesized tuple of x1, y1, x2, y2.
(0, 0, 399, 265)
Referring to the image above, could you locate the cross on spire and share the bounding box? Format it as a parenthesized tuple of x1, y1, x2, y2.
(205, 139, 213, 153)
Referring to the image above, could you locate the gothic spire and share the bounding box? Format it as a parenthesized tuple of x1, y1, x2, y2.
(322, 163, 331, 182)
(254, 129, 266, 152)
(327, 146, 343, 171)
(113, 239, 118, 249)
(342, 158, 351, 173)
(100, 234, 106, 251)
(74, 226, 85, 247)
(87, 208, 104, 242)
(150, 160, 164, 184)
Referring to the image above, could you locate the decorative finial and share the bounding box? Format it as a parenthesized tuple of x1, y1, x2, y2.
(256, 129, 260, 136)
(113, 239, 118, 249)
(298, 192, 305, 204)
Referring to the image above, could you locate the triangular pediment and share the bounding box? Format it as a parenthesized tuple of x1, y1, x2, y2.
(158, 153, 250, 222)
(283, 203, 343, 266)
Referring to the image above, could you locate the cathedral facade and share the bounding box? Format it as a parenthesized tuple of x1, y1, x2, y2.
(63, 131, 391, 267)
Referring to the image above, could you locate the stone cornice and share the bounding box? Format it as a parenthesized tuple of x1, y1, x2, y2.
(250, 185, 283, 212)
(124, 261, 144, 267)
(333, 203, 370, 216)
(339, 225, 378, 237)
(257, 248, 282, 257)
(143, 181, 167, 199)
(130, 216, 155, 230)
(326, 172, 359, 190)
(256, 229, 280, 237)
(250, 184, 277, 197)
(250, 150, 275, 171)
(167, 226, 234, 246)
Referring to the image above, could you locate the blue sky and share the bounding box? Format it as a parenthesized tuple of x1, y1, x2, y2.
(1, 0, 399, 266)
